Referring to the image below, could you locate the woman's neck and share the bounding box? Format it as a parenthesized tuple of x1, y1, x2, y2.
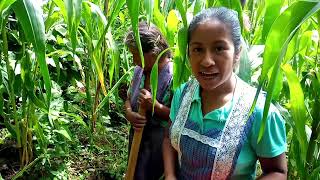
(201, 73, 237, 115)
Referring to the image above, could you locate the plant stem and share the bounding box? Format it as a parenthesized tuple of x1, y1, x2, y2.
(2, 16, 21, 148)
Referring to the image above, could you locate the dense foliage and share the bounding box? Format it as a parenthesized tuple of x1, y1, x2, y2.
(0, 0, 319, 179)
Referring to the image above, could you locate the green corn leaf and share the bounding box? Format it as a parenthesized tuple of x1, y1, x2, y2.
(106, 30, 120, 86)
(261, 0, 284, 43)
(178, 26, 187, 63)
(150, 47, 174, 113)
(283, 32, 298, 64)
(106, 0, 125, 30)
(12, 0, 51, 108)
(0, 0, 16, 14)
(310, 165, 320, 179)
(44, 11, 60, 32)
(95, 0, 125, 52)
(65, 0, 82, 53)
(282, 64, 308, 162)
(0, 0, 17, 30)
(176, 0, 187, 27)
(260, 1, 320, 84)
(53, 0, 67, 22)
(144, 0, 154, 25)
(271, 68, 283, 101)
(153, 0, 167, 37)
(126, 0, 145, 68)
(193, 0, 205, 15)
(95, 66, 135, 113)
(257, 1, 320, 146)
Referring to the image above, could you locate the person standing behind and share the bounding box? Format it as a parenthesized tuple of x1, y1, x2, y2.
(125, 22, 173, 180)
(163, 7, 287, 180)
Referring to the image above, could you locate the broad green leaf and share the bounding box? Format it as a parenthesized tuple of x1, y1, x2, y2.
(126, 0, 145, 67)
(177, 27, 187, 63)
(13, 0, 51, 108)
(53, 128, 72, 141)
(282, 64, 308, 162)
(261, 0, 284, 42)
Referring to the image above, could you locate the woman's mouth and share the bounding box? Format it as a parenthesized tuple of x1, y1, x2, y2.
(199, 71, 219, 79)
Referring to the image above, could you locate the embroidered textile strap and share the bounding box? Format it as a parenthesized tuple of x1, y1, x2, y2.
(170, 78, 199, 163)
(211, 78, 256, 180)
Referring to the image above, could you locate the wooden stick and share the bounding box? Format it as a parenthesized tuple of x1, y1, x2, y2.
(125, 106, 146, 180)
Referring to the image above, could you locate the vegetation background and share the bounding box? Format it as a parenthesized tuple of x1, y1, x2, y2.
(0, 0, 319, 179)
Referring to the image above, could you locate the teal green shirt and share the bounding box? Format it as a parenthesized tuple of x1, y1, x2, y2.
(169, 83, 287, 179)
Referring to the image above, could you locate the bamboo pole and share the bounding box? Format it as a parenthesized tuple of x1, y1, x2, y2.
(125, 106, 146, 180)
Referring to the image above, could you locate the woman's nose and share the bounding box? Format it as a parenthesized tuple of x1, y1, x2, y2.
(200, 50, 215, 67)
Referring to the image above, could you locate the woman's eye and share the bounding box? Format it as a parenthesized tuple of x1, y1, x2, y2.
(215, 46, 224, 52)
(193, 47, 203, 53)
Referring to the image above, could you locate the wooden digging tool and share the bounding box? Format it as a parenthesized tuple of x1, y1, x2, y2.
(125, 105, 146, 180)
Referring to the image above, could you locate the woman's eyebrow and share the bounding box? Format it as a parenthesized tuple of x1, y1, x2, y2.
(189, 42, 202, 46)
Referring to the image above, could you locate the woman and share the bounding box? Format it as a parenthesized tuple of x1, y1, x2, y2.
(125, 22, 173, 180)
(163, 7, 287, 180)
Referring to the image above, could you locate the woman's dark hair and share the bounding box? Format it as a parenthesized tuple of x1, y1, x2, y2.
(187, 7, 242, 53)
(125, 22, 172, 59)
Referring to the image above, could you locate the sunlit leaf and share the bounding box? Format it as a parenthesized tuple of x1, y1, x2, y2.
(257, 1, 320, 146)
(282, 64, 308, 162)
(261, 0, 284, 42)
(53, 128, 72, 141)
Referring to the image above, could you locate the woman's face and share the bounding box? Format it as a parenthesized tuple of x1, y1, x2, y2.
(188, 20, 240, 91)
(129, 48, 155, 71)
